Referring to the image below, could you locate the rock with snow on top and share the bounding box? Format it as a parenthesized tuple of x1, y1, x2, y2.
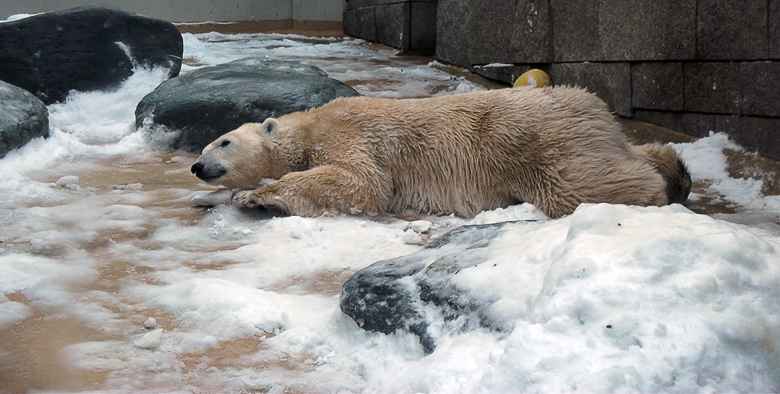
(341, 201, 780, 387)
(342, 220, 513, 352)
(0, 6, 182, 104)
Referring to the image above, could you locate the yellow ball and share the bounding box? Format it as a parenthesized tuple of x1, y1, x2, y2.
(513, 69, 551, 88)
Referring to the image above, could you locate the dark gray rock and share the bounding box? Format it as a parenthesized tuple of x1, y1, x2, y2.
(341, 221, 535, 353)
(740, 62, 780, 117)
(549, 62, 632, 116)
(598, 0, 695, 61)
(135, 58, 360, 153)
(631, 62, 684, 111)
(0, 81, 49, 158)
(634, 110, 716, 139)
(696, 0, 768, 60)
(435, 0, 473, 67)
(0, 6, 182, 105)
(716, 115, 780, 161)
(684, 62, 742, 115)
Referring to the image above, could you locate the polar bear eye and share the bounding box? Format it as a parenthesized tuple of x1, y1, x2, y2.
(220, 139, 231, 148)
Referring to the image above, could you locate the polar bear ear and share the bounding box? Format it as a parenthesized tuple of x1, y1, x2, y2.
(259, 118, 279, 135)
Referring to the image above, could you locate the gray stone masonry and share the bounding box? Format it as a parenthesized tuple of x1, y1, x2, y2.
(343, 7, 376, 42)
(697, 0, 768, 60)
(771, 0, 780, 59)
(549, 0, 599, 62)
(342, 0, 437, 52)
(635, 111, 716, 139)
(468, 0, 552, 65)
(549, 63, 632, 117)
(375, 3, 408, 49)
(435, 0, 470, 66)
(684, 62, 743, 115)
(717, 116, 780, 161)
(741, 62, 780, 117)
(347, 0, 780, 159)
(632, 63, 684, 111)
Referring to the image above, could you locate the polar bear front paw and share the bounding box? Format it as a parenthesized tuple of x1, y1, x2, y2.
(233, 190, 262, 208)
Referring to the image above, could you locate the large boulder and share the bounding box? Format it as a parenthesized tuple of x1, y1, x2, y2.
(135, 57, 361, 153)
(0, 6, 183, 104)
(341, 221, 519, 353)
(0, 81, 49, 158)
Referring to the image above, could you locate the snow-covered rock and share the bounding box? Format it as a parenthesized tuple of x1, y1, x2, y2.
(0, 6, 182, 104)
(341, 203, 780, 391)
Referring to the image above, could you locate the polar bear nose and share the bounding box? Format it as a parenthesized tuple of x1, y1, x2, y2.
(191, 162, 205, 176)
(191, 161, 227, 182)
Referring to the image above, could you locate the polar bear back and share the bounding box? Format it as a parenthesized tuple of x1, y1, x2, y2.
(303, 86, 654, 217)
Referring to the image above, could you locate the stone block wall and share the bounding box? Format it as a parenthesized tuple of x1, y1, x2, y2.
(346, 0, 780, 160)
(441, 0, 780, 160)
(343, 0, 437, 52)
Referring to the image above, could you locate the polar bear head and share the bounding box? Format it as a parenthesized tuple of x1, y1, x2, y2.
(190, 118, 281, 189)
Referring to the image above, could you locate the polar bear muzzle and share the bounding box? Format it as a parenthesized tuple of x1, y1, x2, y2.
(191, 161, 227, 183)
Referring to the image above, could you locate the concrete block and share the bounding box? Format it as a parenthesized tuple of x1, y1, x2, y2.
(635, 110, 715, 138)
(697, 0, 769, 60)
(550, 0, 600, 62)
(343, 7, 376, 41)
(771, 0, 780, 59)
(468, 0, 551, 64)
(410, 1, 437, 50)
(741, 62, 780, 117)
(435, 0, 473, 67)
(598, 0, 695, 61)
(549, 62, 632, 116)
(632, 62, 684, 111)
(716, 115, 780, 161)
(508, 0, 552, 63)
(468, 0, 515, 64)
(684, 62, 742, 115)
(375, 3, 409, 50)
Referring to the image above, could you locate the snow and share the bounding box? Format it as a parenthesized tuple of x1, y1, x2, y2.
(0, 31, 778, 393)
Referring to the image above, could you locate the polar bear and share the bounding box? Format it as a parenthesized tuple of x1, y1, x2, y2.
(191, 86, 691, 218)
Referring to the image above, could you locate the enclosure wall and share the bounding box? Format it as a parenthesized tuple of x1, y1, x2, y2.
(0, 0, 345, 22)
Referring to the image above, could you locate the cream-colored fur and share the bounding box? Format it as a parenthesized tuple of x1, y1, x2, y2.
(191, 86, 690, 218)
